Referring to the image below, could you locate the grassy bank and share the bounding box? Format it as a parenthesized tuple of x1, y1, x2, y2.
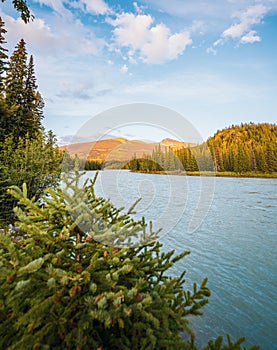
(130, 170, 277, 178)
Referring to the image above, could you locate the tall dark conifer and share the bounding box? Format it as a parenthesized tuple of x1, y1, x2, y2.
(5, 38, 28, 140)
(25, 54, 44, 134)
(0, 16, 8, 96)
(0, 16, 9, 145)
(5, 40, 43, 140)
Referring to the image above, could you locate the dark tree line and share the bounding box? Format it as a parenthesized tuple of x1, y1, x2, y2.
(125, 145, 188, 173)
(126, 144, 210, 173)
(126, 123, 276, 174)
(62, 153, 103, 171)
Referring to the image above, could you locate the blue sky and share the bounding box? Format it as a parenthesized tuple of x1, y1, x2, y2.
(1, 0, 277, 143)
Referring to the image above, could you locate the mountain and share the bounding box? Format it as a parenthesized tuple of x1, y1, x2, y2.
(160, 138, 192, 149)
(60, 137, 191, 162)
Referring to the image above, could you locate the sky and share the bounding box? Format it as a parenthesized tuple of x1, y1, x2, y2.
(1, 0, 277, 143)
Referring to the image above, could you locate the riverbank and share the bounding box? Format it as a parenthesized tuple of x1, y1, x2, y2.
(128, 170, 277, 178)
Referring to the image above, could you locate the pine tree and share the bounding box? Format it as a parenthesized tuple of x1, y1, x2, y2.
(4, 40, 44, 141)
(0, 16, 9, 145)
(0, 16, 8, 96)
(0, 132, 62, 225)
(5, 38, 28, 140)
(0, 98, 10, 145)
(0, 171, 259, 349)
(25, 55, 44, 135)
(206, 123, 277, 174)
(1, 0, 33, 23)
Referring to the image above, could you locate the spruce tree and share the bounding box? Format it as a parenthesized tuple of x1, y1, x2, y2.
(0, 132, 62, 225)
(1, 0, 33, 23)
(0, 98, 10, 145)
(25, 54, 44, 135)
(0, 16, 8, 96)
(4, 40, 43, 141)
(0, 16, 9, 144)
(5, 38, 28, 140)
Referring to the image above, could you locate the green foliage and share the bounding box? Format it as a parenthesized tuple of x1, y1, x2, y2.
(0, 172, 259, 349)
(126, 123, 277, 175)
(125, 146, 184, 173)
(0, 16, 8, 96)
(84, 159, 103, 171)
(0, 131, 62, 225)
(0, 20, 62, 225)
(1, 0, 33, 23)
(202, 334, 259, 350)
(60, 153, 103, 171)
(207, 123, 277, 174)
(0, 97, 10, 144)
(4, 39, 44, 141)
(25, 54, 44, 135)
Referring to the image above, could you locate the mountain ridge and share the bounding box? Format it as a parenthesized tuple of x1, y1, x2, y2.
(60, 137, 192, 162)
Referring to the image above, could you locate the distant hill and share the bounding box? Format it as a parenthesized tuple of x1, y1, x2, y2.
(60, 137, 192, 162)
(207, 123, 277, 173)
(160, 138, 191, 150)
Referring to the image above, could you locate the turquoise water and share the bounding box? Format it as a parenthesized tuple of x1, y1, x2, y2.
(83, 170, 277, 349)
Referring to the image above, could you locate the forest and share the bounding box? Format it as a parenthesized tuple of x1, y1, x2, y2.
(126, 123, 277, 175)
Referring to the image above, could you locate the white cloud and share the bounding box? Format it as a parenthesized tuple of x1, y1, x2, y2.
(140, 0, 277, 20)
(107, 12, 192, 64)
(213, 4, 268, 46)
(79, 0, 111, 15)
(3, 14, 57, 51)
(107, 13, 153, 50)
(240, 30, 261, 44)
(206, 46, 217, 55)
(3, 13, 106, 56)
(32, 0, 72, 18)
(120, 64, 128, 74)
(33, 0, 111, 16)
(133, 2, 146, 14)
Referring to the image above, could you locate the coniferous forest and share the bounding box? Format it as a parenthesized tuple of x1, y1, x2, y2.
(207, 123, 277, 173)
(126, 123, 277, 176)
(0, 8, 267, 349)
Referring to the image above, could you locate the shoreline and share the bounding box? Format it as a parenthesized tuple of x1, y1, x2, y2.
(123, 170, 277, 179)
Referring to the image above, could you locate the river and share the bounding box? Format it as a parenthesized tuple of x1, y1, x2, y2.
(80, 170, 277, 349)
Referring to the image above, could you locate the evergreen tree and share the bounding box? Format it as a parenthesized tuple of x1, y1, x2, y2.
(5, 38, 28, 140)
(1, 0, 33, 23)
(0, 132, 62, 225)
(0, 16, 9, 145)
(236, 143, 250, 174)
(25, 54, 44, 134)
(0, 98, 10, 145)
(0, 16, 8, 96)
(207, 123, 277, 174)
(265, 142, 277, 173)
(4, 40, 43, 141)
(0, 172, 259, 349)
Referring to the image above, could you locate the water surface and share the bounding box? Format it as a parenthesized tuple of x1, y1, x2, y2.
(83, 171, 277, 349)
